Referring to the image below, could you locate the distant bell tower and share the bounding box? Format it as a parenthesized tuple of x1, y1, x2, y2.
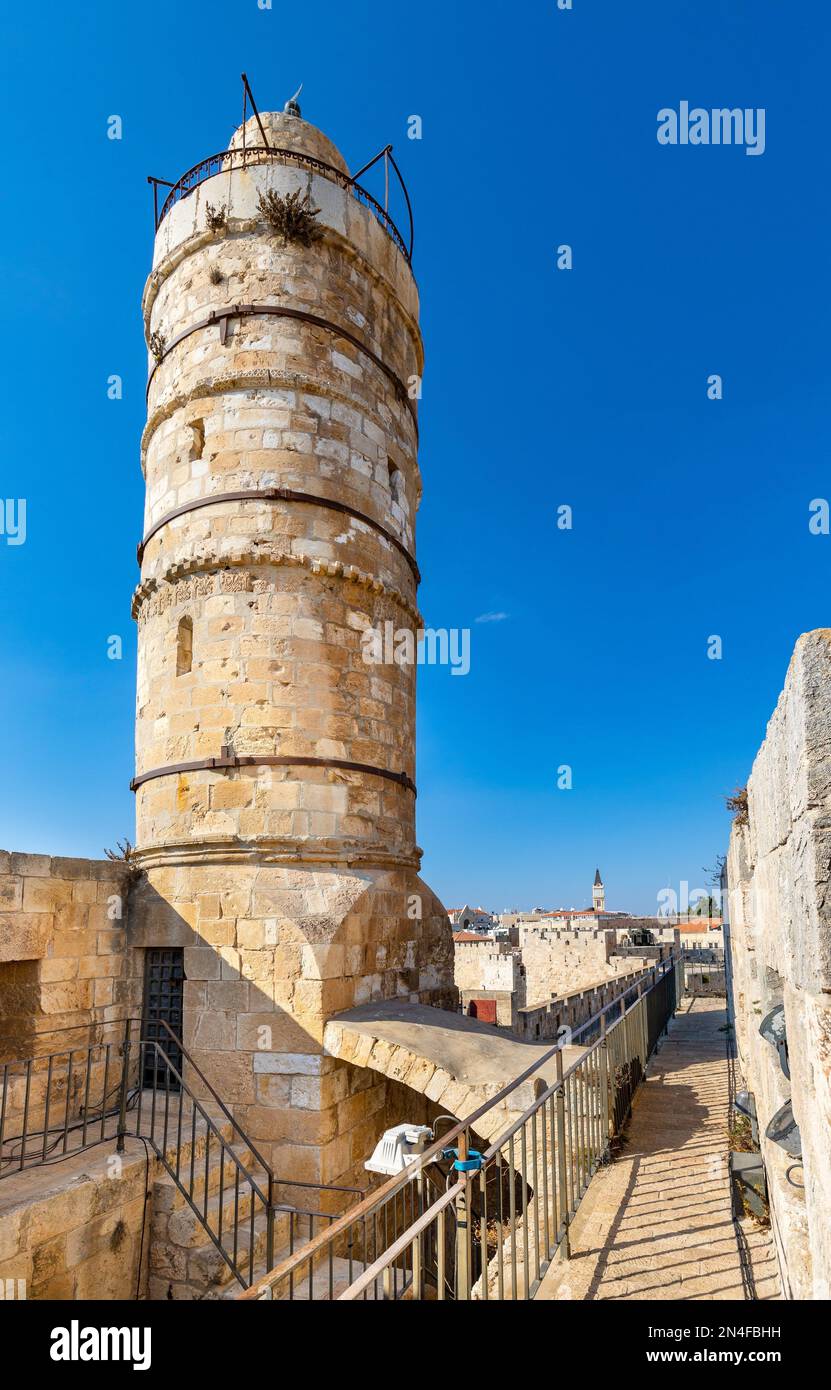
(593, 868, 605, 913)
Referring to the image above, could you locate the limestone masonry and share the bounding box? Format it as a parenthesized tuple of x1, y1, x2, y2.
(0, 90, 822, 1308)
(727, 629, 831, 1299)
(132, 105, 455, 1189)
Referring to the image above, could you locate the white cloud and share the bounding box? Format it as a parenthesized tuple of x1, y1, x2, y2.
(475, 611, 509, 624)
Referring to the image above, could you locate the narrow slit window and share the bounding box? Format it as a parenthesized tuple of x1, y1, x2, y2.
(176, 616, 193, 675)
(188, 419, 205, 461)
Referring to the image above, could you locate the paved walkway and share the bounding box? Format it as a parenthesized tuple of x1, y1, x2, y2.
(537, 996, 781, 1301)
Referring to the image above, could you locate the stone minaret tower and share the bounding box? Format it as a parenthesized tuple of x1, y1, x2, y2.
(131, 97, 454, 1189)
(592, 869, 605, 914)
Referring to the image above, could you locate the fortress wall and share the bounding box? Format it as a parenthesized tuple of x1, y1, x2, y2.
(727, 630, 831, 1299)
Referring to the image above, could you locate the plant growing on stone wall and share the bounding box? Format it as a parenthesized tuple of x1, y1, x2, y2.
(725, 786, 749, 826)
(105, 838, 134, 863)
(257, 188, 323, 247)
(149, 331, 166, 364)
(208, 266, 224, 285)
(104, 838, 141, 881)
(109, 1218, 129, 1252)
(727, 1113, 755, 1152)
(205, 202, 226, 232)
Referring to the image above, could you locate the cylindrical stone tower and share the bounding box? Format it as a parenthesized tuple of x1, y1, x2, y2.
(131, 101, 454, 1189)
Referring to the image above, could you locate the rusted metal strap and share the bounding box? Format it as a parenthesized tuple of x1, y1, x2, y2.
(146, 303, 418, 432)
(136, 486, 419, 582)
(130, 752, 416, 795)
(240, 73, 270, 152)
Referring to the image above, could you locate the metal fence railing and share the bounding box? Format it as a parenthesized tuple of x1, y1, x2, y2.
(0, 1017, 362, 1291)
(241, 954, 682, 1301)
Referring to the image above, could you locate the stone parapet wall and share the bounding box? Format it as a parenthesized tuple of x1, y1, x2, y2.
(515, 963, 653, 1042)
(683, 964, 727, 996)
(453, 940, 521, 994)
(0, 1136, 150, 1301)
(727, 630, 831, 1299)
(0, 852, 135, 1146)
(0, 852, 132, 1058)
(519, 926, 620, 1004)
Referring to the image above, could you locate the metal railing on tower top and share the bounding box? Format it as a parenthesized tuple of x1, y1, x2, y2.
(147, 143, 414, 262)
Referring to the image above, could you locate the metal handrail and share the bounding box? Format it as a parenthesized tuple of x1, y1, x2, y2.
(155, 1019, 272, 1185)
(141, 1036, 270, 1206)
(338, 1181, 463, 1302)
(340, 960, 680, 1301)
(0, 1016, 364, 1292)
(480, 977, 651, 1159)
(151, 144, 413, 262)
(138, 1036, 272, 1287)
(0, 1015, 361, 1193)
(0, 1022, 139, 1176)
(241, 954, 681, 1300)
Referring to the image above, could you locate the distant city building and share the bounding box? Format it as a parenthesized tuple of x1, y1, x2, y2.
(450, 873, 692, 1039)
(497, 870, 623, 931)
(447, 905, 496, 933)
(453, 870, 680, 1034)
(678, 920, 724, 952)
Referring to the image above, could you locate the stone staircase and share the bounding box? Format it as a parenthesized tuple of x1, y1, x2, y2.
(0, 1024, 365, 1302)
(148, 1113, 288, 1300)
(146, 1110, 364, 1300)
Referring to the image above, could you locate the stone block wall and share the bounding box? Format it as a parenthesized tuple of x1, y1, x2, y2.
(683, 963, 727, 996)
(727, 630, 831, 1299)
(514, 963, 653, 1042)
(518, 927, 626, 1005)
(0, 1137, 150, 1301)
(454, 941, 523, 1005)
(0, 852, 134, 1142)
(0, 852, 132, 1046)
(129, 862, 453, 1196)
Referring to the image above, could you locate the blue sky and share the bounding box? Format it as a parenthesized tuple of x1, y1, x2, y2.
(1, 1, 829, 913)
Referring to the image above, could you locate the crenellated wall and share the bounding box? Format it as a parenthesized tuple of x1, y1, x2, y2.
(518, 926, 634, 1003)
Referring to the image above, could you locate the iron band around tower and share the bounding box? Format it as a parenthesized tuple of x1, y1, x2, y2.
(136, 487, 420, 583)
(130, 750, 417, 796)
(145, 304, 419, 435)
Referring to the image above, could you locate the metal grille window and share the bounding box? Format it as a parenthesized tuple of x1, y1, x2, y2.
(142, 948, 185, 1089)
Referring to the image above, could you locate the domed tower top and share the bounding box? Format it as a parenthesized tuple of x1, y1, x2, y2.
(147, 76, 414, 296)
(227, 102, 351, 177)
